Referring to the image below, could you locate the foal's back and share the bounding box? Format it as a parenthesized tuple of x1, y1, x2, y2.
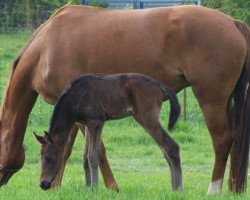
(65, 73, 164, 121)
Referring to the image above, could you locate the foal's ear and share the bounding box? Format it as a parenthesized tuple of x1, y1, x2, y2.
(44, 131, 53, 144)
(33, 132, 47, 145)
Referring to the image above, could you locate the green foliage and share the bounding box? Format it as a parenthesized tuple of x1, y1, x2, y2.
(202, 0, 223, 8)
(70, 0, 80, 4)
(88, 1, 108, 8)
(202, 0, 250, 25)
(0, 0, 249, 33)
(0, 0, 80, 33)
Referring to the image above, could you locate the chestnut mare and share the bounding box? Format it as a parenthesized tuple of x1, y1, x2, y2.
(0, 5, 249, 195)
(34, 73, 181, 190)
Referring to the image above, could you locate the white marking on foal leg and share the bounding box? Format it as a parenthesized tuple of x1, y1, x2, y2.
(179, 177, 184, 192)
(172, 166, 184, 191)
(207, 179, 222, 195)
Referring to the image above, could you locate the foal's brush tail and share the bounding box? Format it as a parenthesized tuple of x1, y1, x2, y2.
(160, 86, 180, 130)
(229, 20, 250, 193)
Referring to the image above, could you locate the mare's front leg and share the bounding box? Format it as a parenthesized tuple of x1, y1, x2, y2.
(51, 124, 79, 188)
(86, 120, 104, 187)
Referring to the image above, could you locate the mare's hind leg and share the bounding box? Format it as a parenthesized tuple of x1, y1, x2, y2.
(133, 106, 183, 191)
(191, 86, 234, 195)
(51, 124, 78, 188)
(201, 103, 233, 195)
(78, 124, 119, 191)
(85, 120, 104, 187)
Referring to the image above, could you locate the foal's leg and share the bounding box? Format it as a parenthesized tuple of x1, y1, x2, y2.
(83, 126, 91, 186)
(52, 122, 118, 189)
(78, 124, 119, 191)
(51, 124, 79, 188)
(134, 107, 183, 191)
(145, 124, 182, 190)
(85, 120, 104, 187)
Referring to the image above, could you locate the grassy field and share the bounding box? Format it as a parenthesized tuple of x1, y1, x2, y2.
(0, 32, 249, 200)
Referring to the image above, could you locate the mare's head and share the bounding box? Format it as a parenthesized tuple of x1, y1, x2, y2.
(0, 109, 24, 186)
(34, 131, 62, 190)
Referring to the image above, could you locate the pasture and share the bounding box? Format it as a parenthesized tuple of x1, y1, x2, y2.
(0, 31, 249, 199)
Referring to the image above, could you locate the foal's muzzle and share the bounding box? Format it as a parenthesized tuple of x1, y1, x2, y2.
(40, 181, 51, 190)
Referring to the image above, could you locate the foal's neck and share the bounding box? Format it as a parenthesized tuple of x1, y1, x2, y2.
(49, 95, 75, 141)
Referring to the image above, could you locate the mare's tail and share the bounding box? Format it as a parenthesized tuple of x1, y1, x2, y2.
(160, 85, 180, 130)
(229, 20, 250, 193)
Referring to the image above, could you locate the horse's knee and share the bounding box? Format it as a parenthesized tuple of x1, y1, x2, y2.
(88, 154, 100, 169)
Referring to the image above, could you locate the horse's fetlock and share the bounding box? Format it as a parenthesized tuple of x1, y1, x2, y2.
(165, 145, 180, 163)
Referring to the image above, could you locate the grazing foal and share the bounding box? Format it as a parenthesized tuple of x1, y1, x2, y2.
(34, 73, 182, 191)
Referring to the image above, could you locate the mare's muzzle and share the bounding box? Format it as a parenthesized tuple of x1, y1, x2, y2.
(0, 172, 14, 186)
(0, 165, 19, 186)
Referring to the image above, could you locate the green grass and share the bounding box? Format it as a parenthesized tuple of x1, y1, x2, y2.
(0, 31, 250, 200)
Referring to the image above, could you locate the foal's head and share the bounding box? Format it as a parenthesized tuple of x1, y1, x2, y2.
(34, 131, 63, 190)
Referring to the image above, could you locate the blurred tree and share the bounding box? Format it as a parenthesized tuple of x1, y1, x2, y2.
(202, 0, 223, 8)
(202, 0, 250, 25)
(0, 0, 249, 32)
(0, 0, 79, 32)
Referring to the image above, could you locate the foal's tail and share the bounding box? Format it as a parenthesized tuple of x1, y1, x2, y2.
(160, 86, 180, 130)
(229, 20, 250, 193)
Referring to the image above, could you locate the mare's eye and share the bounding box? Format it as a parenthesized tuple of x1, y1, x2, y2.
(45, 155, 53, 163)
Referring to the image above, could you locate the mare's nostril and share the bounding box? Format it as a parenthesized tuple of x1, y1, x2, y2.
(40, 181, 51, 190)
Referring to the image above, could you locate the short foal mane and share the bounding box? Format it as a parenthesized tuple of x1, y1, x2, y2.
(48, 78, 78, 134)
(48, 75, 92, 134)
(49, 88, 70, 133)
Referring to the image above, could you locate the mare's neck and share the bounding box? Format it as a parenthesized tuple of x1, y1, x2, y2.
(0, 69, 38, 164)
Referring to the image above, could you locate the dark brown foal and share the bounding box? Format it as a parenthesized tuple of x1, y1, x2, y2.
(34, 73, 182, 191)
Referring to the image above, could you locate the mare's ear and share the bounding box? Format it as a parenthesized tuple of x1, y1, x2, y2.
(33, 132, 47, 145)
(44, 131, 53, 144)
